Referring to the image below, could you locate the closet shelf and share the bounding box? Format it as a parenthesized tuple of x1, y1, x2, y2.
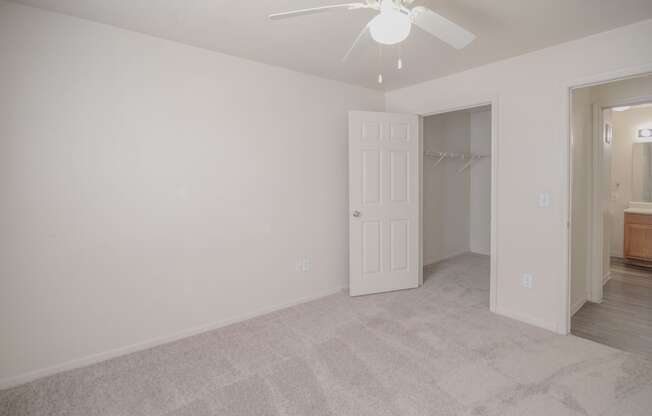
(424, 151, 490, 172)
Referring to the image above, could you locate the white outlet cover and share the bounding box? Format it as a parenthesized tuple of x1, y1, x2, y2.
(522, 273, 533, 289)
(538, 193, 551, 208)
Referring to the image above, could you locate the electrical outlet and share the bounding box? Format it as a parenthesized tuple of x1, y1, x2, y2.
(537, 193, 551, 208)
(296, 257, 311, 272)
(522, 273, 534, 289)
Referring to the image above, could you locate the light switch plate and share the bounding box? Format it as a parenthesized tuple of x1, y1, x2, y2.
(302, 257, 311, 272)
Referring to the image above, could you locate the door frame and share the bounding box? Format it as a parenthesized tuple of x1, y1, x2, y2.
(588, 95, 652, 306)
(418, 95, 499, 313)
(588, 103, 608, 305)
(563, 63, 652, 334)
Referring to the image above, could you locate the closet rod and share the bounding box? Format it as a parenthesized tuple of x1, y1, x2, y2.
(424, 151, 490, 172)
(424, 151, 490, 160)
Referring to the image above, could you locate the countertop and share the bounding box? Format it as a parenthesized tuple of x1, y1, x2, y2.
(624, 208, 652, 215)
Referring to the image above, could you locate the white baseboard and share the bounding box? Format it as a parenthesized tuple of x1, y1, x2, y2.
(494, 306, 560, 334)
(0, 285, 347, 390)
(571, 295, 588, 316)
(603, 272, 612, 284)
(424, 249, 470, 267)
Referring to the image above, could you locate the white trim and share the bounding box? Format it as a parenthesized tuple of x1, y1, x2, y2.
(571, 295, 588, 316)
(562, 61, 652, 335)
(0, 285, 347, 390)
(490, 99, 500, 315)
(418, 95, 499, 314)
(424, 249, 474, 268)
(494, 306, 558, 333)
(589, 103, 605, 303)
(603, 271, 612, 284)
(562, 79, 573, 335)
(418, 116, 424, 287)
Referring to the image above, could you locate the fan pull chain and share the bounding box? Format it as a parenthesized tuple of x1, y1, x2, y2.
(397, 45, 403, 70)
(377, 44, 383, 84)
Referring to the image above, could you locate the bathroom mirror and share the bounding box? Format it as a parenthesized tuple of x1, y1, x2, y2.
(632, 142, 652, 202)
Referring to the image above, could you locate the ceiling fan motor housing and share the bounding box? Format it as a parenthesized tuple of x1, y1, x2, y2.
(369, 0, 412, 45)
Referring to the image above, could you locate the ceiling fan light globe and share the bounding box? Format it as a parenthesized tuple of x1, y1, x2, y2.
(369, 10, 411, 45)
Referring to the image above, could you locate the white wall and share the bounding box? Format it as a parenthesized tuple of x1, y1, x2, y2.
(0, 2, 384, 387)
(469, 109, 492, 255)
(386, 18, 652, 333)
(423, 111, 471, 264)
(611, 107, 652, 256)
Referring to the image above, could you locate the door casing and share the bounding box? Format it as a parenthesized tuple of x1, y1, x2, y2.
(563, 64, 652, 334)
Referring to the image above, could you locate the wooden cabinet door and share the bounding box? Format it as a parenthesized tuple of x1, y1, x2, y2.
(647, 227, 652, 259)
(625, 224, 651, 260)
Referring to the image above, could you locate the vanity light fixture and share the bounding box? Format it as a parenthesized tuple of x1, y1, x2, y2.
(613, 106, 631, 112)
(639, 128, 652, 139)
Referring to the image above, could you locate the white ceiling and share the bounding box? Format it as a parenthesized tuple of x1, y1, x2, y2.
(10, 0, 652, 90)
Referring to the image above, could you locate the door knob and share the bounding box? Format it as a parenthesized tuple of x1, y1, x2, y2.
(352, 210, 361, 218)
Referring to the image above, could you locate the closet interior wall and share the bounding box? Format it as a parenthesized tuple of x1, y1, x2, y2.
(423, 107, 492, 266)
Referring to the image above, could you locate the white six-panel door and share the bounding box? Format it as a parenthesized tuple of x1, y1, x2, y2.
(349, 111, 420, 296)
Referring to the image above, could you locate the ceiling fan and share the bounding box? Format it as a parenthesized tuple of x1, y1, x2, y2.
(269, 0, 476, 63)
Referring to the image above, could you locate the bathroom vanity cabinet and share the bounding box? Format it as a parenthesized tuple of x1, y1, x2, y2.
(624, 212, 652, 263)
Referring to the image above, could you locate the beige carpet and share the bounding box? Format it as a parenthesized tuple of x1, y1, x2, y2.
(2, 253, 651, 415)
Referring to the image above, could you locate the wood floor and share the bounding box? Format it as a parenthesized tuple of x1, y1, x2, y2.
(572, 260, 652, 360)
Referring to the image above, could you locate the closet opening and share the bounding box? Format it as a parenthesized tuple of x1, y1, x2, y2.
(421, 105, 493, 309)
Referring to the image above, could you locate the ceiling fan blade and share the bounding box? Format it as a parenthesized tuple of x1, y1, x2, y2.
(269, 3, 370, 20)
(410, 6, 475, 49)
(342, 23, 372, 62)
